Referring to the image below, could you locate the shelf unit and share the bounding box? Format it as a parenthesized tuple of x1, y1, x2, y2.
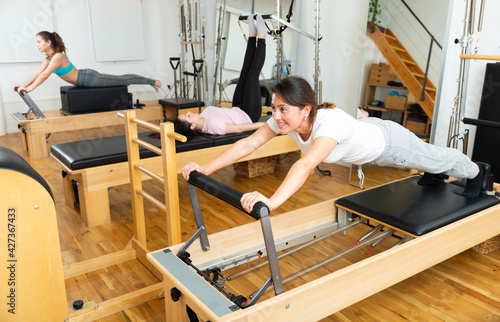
(363, 63, 430, 138)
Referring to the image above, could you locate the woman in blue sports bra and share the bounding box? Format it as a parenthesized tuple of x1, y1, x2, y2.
(14, 31, 168, 95)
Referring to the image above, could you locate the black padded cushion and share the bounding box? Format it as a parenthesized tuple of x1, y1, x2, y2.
(50, 115, 274, 171)
(159, 97, 205, 109)
(335, 176, 500, 236)
(50, 131, 213, 170)
(0, 146, 53, 201)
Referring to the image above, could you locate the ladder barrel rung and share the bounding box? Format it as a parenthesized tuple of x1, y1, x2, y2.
(133, 139, 162, 156)
(132, 118, 160, 132)
(168, 131, 187, 142)
(137, 190, 166, 212)
(136, 165, 165, 185)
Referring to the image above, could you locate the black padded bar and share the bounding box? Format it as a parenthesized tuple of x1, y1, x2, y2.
(463, 117, 500, 129)
(187, 171, 268, 220)
(336, 176, 500, 236)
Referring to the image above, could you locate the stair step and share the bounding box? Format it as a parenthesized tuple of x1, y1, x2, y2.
(402, 59, 416, 66)
(393, 46, 406, 53)
(383, 33, 397, 41)
(413, 72, 425, 79)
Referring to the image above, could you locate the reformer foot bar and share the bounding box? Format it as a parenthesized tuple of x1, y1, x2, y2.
(148, 174, 500, 321)
(11, 92, 162, 159)
(13, 87, 47, 120)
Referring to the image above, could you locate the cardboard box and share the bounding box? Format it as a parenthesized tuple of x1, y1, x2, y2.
(406, 120, 427, 133)
(385, 95, 407, 111)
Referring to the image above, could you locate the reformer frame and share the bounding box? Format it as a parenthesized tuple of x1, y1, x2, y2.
(148, 175, 500, 321)
(11, 98, 162, 159)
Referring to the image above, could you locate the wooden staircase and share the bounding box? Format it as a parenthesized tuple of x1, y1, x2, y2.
(367, 23, 436, 120)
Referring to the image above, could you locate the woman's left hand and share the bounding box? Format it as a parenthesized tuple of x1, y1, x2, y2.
(16, 86, 28, 94)
(240, 191, 273, 213)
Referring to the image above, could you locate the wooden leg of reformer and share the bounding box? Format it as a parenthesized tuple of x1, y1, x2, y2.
(25, 130, 48, 159)
(62, 174, 77, 208)
(18, 126, 28, 152)
(78, 187, 111, 227)
(164, 278, 188, 322)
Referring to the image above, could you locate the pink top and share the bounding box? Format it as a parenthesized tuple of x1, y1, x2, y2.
(200, 106, 252, 135)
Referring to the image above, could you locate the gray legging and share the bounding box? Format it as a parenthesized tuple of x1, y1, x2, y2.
(75, 69, 155, 87)
(361, 117, 479, 179)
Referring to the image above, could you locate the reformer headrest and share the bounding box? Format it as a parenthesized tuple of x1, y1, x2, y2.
(0, 146, 53, 201)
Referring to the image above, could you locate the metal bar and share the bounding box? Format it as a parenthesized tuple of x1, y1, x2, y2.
(136, 165, 164, 185)
(462, 117, 500, 129)
(269, 14, 317, 41)
(469, 0, 476, 35)
(227, 217, 367, 281)
(138, 190, 166, 212)
(185, 182, 210, 251)
(260, 212, 283, 295)
(178, 226, 207, 254)
(16, 88, 46, 119)
(132, 139, 162, 156)
(478, 0, 486, 32)
(420, 37, 434, 101)
(256, 229, 396, 296)
(358, 224, 383, 242)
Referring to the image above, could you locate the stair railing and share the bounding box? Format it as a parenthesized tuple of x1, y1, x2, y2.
(370, 0, 442, 102)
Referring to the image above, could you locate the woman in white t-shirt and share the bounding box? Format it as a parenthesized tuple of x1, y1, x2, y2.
(174, 15, 268, 136)
(182, 76, 484, 212)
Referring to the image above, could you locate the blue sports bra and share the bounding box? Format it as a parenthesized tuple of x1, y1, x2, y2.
(48, 56, 75, 76)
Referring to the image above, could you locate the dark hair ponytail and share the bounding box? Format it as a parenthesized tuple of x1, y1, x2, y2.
(318, 102, 336, 110)
(37, 31, 67, 59)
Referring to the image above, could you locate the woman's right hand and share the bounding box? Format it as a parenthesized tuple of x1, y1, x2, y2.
(181, 162, 206, 181)
(13, 84, 21, 92)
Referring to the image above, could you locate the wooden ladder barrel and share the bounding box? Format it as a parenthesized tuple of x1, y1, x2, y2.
(0, 146, 67, 321)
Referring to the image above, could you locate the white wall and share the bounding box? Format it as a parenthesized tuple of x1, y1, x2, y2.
(7, 0, 494, 150)
(293, 0, 369, 116)
(0, 0, 180, 135)
(433, 0, 500, 154)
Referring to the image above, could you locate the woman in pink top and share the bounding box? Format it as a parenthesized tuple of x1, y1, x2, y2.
(174, 15, 268, 136)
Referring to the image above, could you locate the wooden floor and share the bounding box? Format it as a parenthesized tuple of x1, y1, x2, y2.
(2, 125, 500, 321)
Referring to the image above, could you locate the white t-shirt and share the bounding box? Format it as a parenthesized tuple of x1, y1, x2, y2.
(267, 108, 386, 164)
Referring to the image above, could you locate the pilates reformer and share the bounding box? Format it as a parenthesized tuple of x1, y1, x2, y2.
(11, 86, 162, 158)
(148, 169, 500, 321)
(50, 113, 299, 227)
